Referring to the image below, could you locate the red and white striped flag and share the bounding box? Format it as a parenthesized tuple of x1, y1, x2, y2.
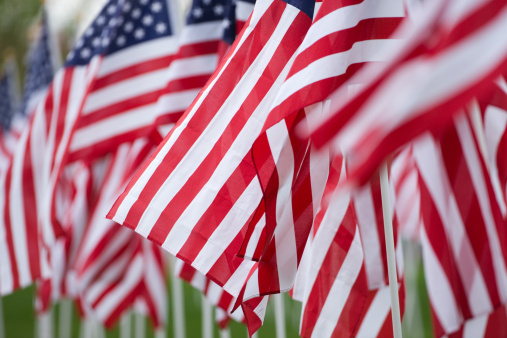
(109, 0, 315, 332)
(309, 0, 507, 186)
(414, 113, 507, 337)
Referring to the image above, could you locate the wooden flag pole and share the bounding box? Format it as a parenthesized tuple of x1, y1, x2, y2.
(169, 256, 186, 338)
(379, 163, 403, 338)
(202, 294, 213, 338)
(273, 293, 287, 338)
(58, 299, 72, 338)
(155, 327, 166, 338)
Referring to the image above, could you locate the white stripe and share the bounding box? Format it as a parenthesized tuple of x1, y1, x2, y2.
(0, 160, 13, 295)
(222, 259, 256, 296)
(301, 0, 404, 52)
(97, 36, 178, 77)
(243, 214, 266, 259)
(144, 245, 167, 324)
(312, 230, 364, 338)
(166, 55, 219, 81)
(179, 21, 224, 45)
(353, 184, 385, 289)
(236, 1, 255, 22)
(462, 313, 488, 338)
(484, 105, 507, 216)
(83, 68, 168, 114)
(419, 227, 462, 334)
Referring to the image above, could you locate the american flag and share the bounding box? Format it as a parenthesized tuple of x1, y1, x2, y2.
(308, 0, 507, 186)
(414, 113, 507, 337)
(20, 9, 56, 118)
(109, 0, 315, 332)
(7, 0, 179, 254)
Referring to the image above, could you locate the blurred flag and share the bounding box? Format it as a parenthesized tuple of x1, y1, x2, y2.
(7, 0, 179, 256)
(20, 9, 56, 118)
(309, 0, 507, 186)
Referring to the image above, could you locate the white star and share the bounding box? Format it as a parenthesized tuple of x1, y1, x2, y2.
(116, 35, 126, 46)
(221, 18, 231, 28)
(142, 15, 154, 26)
(140, 0, 149, 5)
(123, 2, 132, 12)
(151, 2, 163, 12)
(96, 15, 106, 25)
(85, 27, 94, 37)
(102, 37, 110, 47)
(80, 48, 91, 59)
(107, 4, 116, 15)
(134, 28, 145, 40)
(117, 16, 124, 26)
(76, 38, 84, 48)
(132, 8, 142, 18)
(124, 21, 134, 32)
(214, 4, 224, 15)
(109, 18, 117, 27)
(66, 51, 75, 60)
(92, 37, 101, 47)
(203, 0, 212, 5)
(155, 22, 167, 34)
(193, 7, 203, 18)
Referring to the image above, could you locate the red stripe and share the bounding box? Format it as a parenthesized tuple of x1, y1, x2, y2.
(91, 55, 173, 92)
(177, 41, 221, 59)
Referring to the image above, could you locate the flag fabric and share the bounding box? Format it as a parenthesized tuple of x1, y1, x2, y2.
(108, 0, 316, 332)
(309, 0, 507, 186)
(74, 139, 167, 327)
(414, 113, 507, 337)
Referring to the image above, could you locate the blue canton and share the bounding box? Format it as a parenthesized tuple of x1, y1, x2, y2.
(65, 0, 173, 66)
(0, 73, 15, 131)
(221, 0, 256, 45)
(186, 0, 228, 25)
(20, 10, 54, 116)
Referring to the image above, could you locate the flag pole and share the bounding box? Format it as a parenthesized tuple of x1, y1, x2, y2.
(58, 299, 72, 338)
(202, 294, 213, 338)
(169, 256, 186, 338)
(0, 297, 5, 338)
(119, 312, 131, 338)
(135, 312, 146, 338)
(379, 162, 402, 338)
(273, 293, 286, 338)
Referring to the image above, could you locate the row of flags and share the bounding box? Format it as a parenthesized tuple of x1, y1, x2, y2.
(2, 0, 507, 337)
